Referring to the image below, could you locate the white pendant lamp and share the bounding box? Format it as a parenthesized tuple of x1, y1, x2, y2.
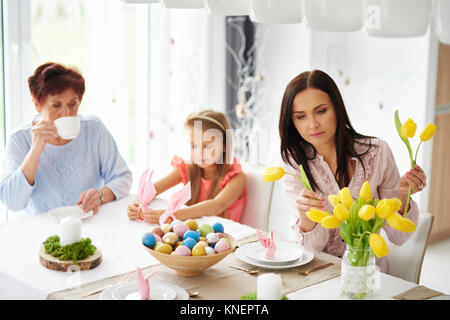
(364, 0, 431, 37)
(204, 0, 249, 16)
(433, 0, 450, 45)
(249, 0, 303, 24)
(160, 0, 203, 8)
(304, 0, 363, 32)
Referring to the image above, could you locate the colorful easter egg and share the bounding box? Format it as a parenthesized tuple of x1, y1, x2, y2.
(153, 242, 163, 251)
(185, 219, 198, 231)
(155, 243, 173, 254)
(142, 232, 156, 248)
(161, 223, 171, 234)
(217, 232, 227, 239)
(174, 245, 191, 256)
(183, 230, 200, 242)
(182, 238, 197, 250)
(173, 223, 189, 238)
(212, 222, 224, 234)
(199, 236, 206, 242)
(214, 239, 230, 253)
(205, 247, 216, 255)
(192, 243, 207, 256)
(206, 233, 219, 245)
(197, 241, 209, 248)
(152, 226, 164, 238)
(199, 224, 214, 237)
(154, 234, 162, 243)
(162, 232, 178, 246)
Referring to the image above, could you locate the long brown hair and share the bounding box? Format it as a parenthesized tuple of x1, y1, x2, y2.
(185, 110, 232, 205)
(279, 70, 376, 191)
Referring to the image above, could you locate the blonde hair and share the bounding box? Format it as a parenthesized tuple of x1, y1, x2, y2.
(185, 110, 233, 205)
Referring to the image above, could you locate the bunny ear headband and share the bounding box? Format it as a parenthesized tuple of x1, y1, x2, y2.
(159, 181, 192, 226)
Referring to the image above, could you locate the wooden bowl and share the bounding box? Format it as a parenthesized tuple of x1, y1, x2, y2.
(143, 234, 236, 277)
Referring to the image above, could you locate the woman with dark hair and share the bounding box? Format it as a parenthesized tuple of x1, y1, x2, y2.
(0, 62, 132, 216)
(279, 70, 427, 273)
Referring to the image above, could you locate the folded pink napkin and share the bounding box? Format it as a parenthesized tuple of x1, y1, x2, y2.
(138, 169, 157, 213)
(256, 229, 277, 258)
(136, 267, 158, 300)
(159, 182, 191, 226)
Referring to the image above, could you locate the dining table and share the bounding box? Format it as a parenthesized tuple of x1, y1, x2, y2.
(0, 194, 436, 300)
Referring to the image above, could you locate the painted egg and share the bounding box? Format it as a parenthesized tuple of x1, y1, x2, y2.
(206, 233, 219, 245)
(142, 233, 156, 248)
(152, 226, 164, 238)
(199, 236, 206, 242)
(205, 247, 216, 255)
(220, 238, 231, 247)
(183, 230, 200, 242)
(197, 241, 209, 248)
(162, 232, 178, 245)
(216, 232, 227, 239)
(212, 222, 224, 234)
(173, 223, 190, 238)
(174, 245, 192, 256)
(156, 243, 173, 254)
(192, 243, 207, 256)
(154, 234, 162, 243)
(161, 223, 172, 234)
(153, 242, 163, 251)
(214, 239, 230, 253)
(182, 238, 197, 250)
(185, 219, 198, 231)
(199, 224, 214, 237)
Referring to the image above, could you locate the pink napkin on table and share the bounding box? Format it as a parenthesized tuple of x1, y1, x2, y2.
(136, 267, 158, 300)
(138, 169, 157, 213)
(159, 182, 191, 226)
(256, 229, 277, 258)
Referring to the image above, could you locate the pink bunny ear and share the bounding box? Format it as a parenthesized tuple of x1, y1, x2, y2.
(136, 267, 149, 300)
(142, 170, 156, 210)
(256, 229, 268, 247)
(138, 169, 150, 202)
(266, 230, 276, 258)
(159, 182, 191, 225)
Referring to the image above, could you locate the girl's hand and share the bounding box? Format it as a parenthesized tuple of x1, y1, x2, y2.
(296, 188, 326, 232)
(142, 208, 165, 224)
(77, 188, 102, 214)
(399, 164, 427, 196)
(31, 120, 58, 155)
(127, 201, 141, 220)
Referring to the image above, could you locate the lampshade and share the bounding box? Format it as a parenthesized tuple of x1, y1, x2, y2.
(433, 0, 450, 45)
(160, 0, 203, 8)
(304, 0, 363, 32)
(364, 0, 431, 37)
(204, 0, 249, 16)
(249, 0, 303, 24)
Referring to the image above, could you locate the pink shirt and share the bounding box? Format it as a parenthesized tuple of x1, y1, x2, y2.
(171, 156, 247, 222)
(282, 138, 419, 273)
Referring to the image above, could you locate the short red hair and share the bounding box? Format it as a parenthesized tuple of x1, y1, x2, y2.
(28, 62, 85, 105)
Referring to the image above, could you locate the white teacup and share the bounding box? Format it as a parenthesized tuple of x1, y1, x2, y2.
(54, 116, 80, 140)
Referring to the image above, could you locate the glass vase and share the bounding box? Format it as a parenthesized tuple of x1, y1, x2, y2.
(340, 244, 376, 299)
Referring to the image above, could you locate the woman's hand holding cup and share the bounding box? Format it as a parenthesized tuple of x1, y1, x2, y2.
(31, 120, 58, 155)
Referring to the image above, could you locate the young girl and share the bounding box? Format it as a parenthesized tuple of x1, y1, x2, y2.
(278, 70, 427, 273)
(127, 110, 247, 224)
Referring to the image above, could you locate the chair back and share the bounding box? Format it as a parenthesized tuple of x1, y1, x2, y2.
(381, 211, 434, 284)
(239, 162, 274, 231)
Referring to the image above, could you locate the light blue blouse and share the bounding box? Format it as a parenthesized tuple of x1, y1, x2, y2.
(0, 114, 132, 215)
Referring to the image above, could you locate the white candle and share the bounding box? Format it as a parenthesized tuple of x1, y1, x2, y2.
(257, 273, 283, 300)
(59, 217, 82, 246)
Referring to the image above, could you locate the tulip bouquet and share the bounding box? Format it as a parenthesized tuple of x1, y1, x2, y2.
(395, 110, 437, 216)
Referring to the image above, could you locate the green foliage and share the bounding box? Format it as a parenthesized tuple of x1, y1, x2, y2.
(43, 235, 96, 265)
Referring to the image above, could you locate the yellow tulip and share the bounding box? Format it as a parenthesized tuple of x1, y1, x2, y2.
(321, 215, 341, 229)
(420, 123, 437, 142)
(376, 199, 393, 218)
(263, 167, 285, 182)
(388, 198, 402, 212)
(401, 118, 417, 138)
(358, 205, 376, 221)
(401, 217, 416, 232)
(338, 187, 353, 210)
(306, 208, 329, 223)
(328, 194, 339, 208)
(334, 204, 350, 222)
(369, 233, 389, 258)
(359, 181, 372, 202)
(386, 213, 404, 231)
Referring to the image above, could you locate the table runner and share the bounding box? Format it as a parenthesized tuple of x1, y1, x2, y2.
(48, 245, 342, 300)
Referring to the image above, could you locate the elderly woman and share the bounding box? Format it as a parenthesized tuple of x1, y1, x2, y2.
(0, 62, 132, 215)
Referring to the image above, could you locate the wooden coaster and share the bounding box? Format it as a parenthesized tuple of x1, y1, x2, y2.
(39, 247, 102, 272)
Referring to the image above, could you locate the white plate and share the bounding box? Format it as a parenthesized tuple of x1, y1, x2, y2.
(111, 281, 177, 300)
(47, 206, 94, 222)
(244, 241, 303, 265)
(236, 244, 314, 270)
(100, 281, 189, 300)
